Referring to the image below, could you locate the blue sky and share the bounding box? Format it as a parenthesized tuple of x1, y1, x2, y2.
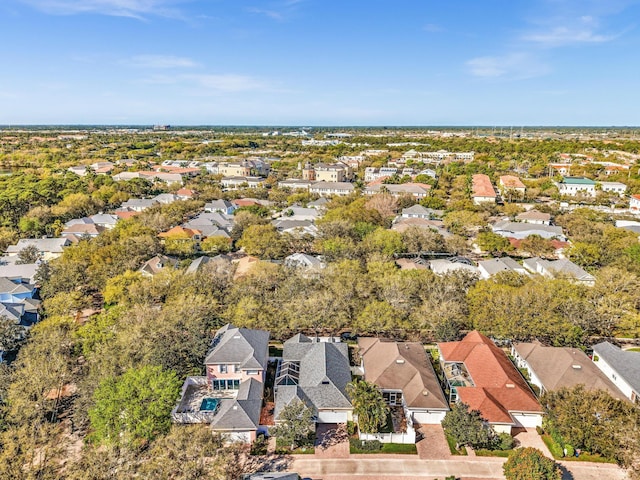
(1, 0, 639, 125)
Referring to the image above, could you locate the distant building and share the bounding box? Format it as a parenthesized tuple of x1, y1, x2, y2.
(556, 177, 597, 198)
(309, 181, 355, 197)
(599, 181, 627, 196)
(498, 175, 526, 199)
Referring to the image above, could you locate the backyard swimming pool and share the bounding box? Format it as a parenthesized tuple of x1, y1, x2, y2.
(200, 398, 220, 411)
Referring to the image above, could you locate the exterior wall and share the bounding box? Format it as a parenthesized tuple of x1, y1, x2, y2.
(630, 197, 640, 211)
(224, 430, 255, 443)
(492, 424, 513, 435)
(473, 195, 496, 205)
(592, 355, 637, 402)
(557, 183, 597, 197)
(206, 365, 263, 384)
(316, 169, 346, 182)
(359, 429, 416, 444)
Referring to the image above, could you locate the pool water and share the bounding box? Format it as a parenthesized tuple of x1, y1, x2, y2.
(200, 398, 220, 411)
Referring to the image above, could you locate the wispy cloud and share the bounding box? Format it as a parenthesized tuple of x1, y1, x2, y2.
(127, 54, 199, 68)
(423, 23, 443, 33)
(466, 53, 550, 80)
(522, 15, 623, 46)
(19, 0, 190, 19)
(141, 73, 271, 93)
(246, 0, 306, 21)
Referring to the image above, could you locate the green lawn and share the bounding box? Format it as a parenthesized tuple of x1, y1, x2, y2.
(475, 448, 513, 458)
(626, 347, 640, 352)
(350, 442, 417, 454)
(445, 433, 468, 456)
(541, 434, 616, 464)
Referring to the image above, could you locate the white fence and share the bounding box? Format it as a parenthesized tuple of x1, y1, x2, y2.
(359, 429, 416, 444)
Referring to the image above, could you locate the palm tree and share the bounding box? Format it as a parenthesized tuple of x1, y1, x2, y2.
(346, 379, 389, 434)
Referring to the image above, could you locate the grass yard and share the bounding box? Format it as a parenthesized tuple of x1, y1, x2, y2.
(475, 448, 513, 458)
(445, 433, 468, 456)
(541, 434, 616, 464)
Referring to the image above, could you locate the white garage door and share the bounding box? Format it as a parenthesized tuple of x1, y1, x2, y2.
(317, 410, 348, 423)
(225, 431, 252, 443)
(513, 413, 542, 428)
(412, 410, 447, 425)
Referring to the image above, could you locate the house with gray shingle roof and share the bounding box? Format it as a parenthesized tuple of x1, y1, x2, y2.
(522, 257, 595, 286)
(477, 257, 528, 279)
(592, 342, 640, 404)
(6, 238, 71, 261)
(275, 335, 352, 425)
(172, 324, 269, 442)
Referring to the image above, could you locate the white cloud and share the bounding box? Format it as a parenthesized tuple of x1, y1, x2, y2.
(522, 25, 616, 46)
(140, 73, 270, 93)
(128, 55, 198, 68)
(466, 53, 550, 80)
(19, 0, 189, 19)
(423, 23, 443, 33)
(246, 0, 305, 21)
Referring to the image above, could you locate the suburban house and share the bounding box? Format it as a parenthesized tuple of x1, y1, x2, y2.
(0, 256, 39, 284)
(313, 163, 352, 182)
(498, 175, 526, 199)
(401, 205, 438, 220)
(0, 276, 39, 327)
(630, 194, 640, 211)
(511, 342, 627, 399)
(275, 334, 352, 425)
(221, 176, 267, 189)
(358, 338, 449, 443)
(592, 342, 640, 404)
(522, 257, 595, 286)
(159, 226, 203, 243)
(272, 219, 319, 237)
(477, 257, 528, 279)
(364, 166, 398, 182)
(172, 324, 269, 442)
(284, 253, 325, 271)
(65, 213, 119, 230)
(139, 254, 178, 277)
(6, 238, 71, 261)
(438, 331, 543, 434)
(556, 177, 597, 198)
(61, 223, 106, 238)
(120, 198, 159, 212)
(281, 207, 320, 222)
(471, 174, 496, 204)
(515, 209, 551, 225)
(491, 220, 565, 241)
(364, 183, 430, 198)
(391, 217, 450, 237)
(599, 181, 627, 196)
(309, 181, 355, 197)
(205, 200, 237, 215)
(428, 258, 479, 276)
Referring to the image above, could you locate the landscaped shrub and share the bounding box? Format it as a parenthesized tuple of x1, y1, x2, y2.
(497, 433, 515, 450)
(346, 420, 357, 437)
(250, 435, 268, 455)
(536, 425, 544, 435)
(349, 438, 382, 451)
(564, 444, 574, 457)
(549, 440, 564, 458)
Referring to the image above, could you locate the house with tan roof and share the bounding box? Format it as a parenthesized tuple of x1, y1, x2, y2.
(358, 338, 449, 427)
(515, 209, 551, 225)
(511, 342, 627, 399)
(499, 175, 526, 200)
(438, 331, 543, 434)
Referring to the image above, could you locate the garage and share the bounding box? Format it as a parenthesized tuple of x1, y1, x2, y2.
(412, 410, 447, 425)
(224, 431, 252, 443)
(316, 409, 349, 424)
(512, 412, 543, 428)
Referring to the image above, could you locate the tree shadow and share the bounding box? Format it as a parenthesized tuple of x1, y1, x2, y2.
(559, 464, 574, 480)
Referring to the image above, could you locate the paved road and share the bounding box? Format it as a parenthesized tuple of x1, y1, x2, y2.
(291, 456, 628, 480)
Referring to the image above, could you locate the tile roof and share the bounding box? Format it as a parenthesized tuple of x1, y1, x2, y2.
(499, 175, 526, 189)
(472, 174, 496, 198)
(439, 331, 541, 424)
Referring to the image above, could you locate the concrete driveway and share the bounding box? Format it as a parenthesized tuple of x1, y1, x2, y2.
(416, 424, 452, 459)
(314, 423, 349, 459)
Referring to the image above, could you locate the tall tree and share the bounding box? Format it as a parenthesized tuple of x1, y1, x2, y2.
(347, 379, 389, 434)
(503, 447, 562, 480)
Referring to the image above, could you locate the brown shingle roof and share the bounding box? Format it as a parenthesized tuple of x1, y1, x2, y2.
(359, 338, 448, 410)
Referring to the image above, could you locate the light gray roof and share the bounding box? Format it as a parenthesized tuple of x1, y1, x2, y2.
(524, 257, 595, 283)
(204, 324, 269, 371)
(492, 221, 564, 237)
(284, 253, 324, 269)
(477, 257, 526, 276)
(120, 198, 158, 209)
(592, 342, 640, 394)
(6, 238, 71, 254)
(205, 199, 235, 212)
(310, 181, 354, 191)
(210, 378, 263, 430)
(0, 259, 38, 284)
(402, 205, 432, 216)
(186, 212, 234, 230)
(89, 213, 119, 226)
(153, 193, 180, 204)
(0, 277, 33, 295)
(276, 338, 352, 419)
(308, 198, 328, 208)
(429, 258, 479, 275)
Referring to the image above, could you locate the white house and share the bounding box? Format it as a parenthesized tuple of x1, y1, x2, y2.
(592, 342, 640, 404)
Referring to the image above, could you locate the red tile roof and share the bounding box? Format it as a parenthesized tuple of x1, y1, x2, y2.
(114, 210, 140, 219)
(439, 331, 541, 424)
(472, 174, 496, 198)
(158, 226, 202, 238)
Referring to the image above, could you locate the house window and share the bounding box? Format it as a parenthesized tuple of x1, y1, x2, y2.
(219, 364, 228, 373)
(246, 370, 259, 375)
(212, 379, 240, 390)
